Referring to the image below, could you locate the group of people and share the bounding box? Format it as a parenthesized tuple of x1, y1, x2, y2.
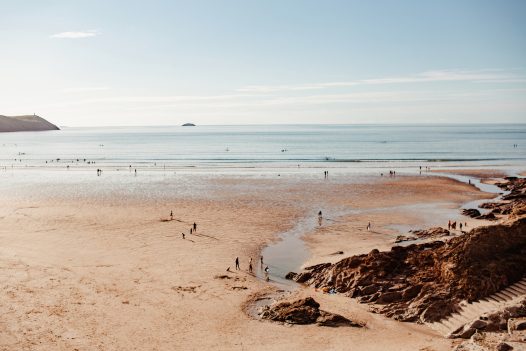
(323, 170, 329, 179)
(181, 220, 197, 239)
(233, 256, 270, 281)
(96, 169, 103, 176)
(448, 220, 467, 231)
(380, 170, 397, 177)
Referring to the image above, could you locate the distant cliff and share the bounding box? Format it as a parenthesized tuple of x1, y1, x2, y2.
(0, 115, 60, 132)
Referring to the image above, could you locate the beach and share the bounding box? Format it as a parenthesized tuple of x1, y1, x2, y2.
(0, 169, 500, 351)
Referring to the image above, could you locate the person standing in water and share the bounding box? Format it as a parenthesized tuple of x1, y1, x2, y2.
(264, 266, 270, 281)
(260, 255, 263, 266)
(235, 257, 240, 270)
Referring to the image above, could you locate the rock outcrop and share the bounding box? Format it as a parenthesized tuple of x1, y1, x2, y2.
(394, 227, 450, 243)
(0, 115, 59, 132)
(288, 177, 526, 323)
(259, 297, 363, 327)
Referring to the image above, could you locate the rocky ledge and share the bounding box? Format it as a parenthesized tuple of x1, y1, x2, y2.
(259, 297, 363, 328)
(287, 177, 526, 323)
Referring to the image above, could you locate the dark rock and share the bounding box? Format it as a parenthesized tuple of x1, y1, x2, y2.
(330, 251, 344, 255)
(411, 227, 450, 238)
(316, 311, 362, 327)
(285, 272, 297, 280)
(395, 235, 417, 243)
(262, 297, 320, 324)
(477, 212, 498, 220)
(462, 208, 481, 218)
(496, 342, 513, 351)
(294, 272, 313, 283)
(260, 297, 363, 328)
(469, 319, 488, 330)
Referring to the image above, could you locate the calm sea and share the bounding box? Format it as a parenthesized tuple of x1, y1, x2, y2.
(1, 124, 525, 173)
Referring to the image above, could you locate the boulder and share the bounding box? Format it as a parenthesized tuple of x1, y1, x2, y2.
(259, 297, 363, 328)
(496, 343, 513, 351)
(508, 317, 526, 333)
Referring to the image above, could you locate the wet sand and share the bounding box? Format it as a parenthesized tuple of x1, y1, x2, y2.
(0, 173, 496, 350)
(430, 168, 509, 179)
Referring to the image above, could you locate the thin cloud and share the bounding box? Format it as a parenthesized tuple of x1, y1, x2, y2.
(238, 69, 525, 92)
(62, 87, 110, 93)
(50, 30, 100, 39)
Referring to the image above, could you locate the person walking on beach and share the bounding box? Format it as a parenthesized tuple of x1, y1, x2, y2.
(366, 222, 371, 231)
(190, 228, 193, 235)
(235, 257, 240, 270)
(181, 232, 185, 239)
(459, 222, 463, 231)
(448, 220, 451, 230)
(170, 210, 173, 220)
(318, 210, 323, 226)
(249, 258, 253, 273)
(260, 255, 264, 266)
(193, 222, 197, 232)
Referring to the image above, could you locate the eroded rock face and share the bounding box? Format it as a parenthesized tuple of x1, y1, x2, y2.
(290, 217, 526, 323)
(259, 297, 363, 328)
(288, 177, 526, 323)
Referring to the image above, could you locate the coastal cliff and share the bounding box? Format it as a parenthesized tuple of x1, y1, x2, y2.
(0, 115, 59, 132)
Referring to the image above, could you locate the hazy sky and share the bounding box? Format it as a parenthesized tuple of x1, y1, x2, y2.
(1, 0, 525, 126)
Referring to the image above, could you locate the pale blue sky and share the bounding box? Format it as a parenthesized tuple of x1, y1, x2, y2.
(1, 0, 525, 126)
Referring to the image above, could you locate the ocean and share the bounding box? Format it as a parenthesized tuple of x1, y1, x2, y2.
(1, 124, 525, 172)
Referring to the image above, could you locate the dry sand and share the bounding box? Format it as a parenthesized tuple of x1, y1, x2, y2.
(0, 174, 496, 350)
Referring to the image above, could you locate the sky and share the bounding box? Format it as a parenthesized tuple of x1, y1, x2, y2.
(0, 0, 525, 126)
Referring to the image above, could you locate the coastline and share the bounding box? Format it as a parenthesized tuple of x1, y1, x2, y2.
(0, 167, 512, 350)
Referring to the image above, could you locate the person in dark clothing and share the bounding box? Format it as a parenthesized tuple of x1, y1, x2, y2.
(193, 222, 197, 232)
(235, 257, 240, 270)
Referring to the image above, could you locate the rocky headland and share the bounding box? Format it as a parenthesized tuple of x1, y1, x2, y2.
(287, 177, 526, 326)
(0, 115, 59, 132)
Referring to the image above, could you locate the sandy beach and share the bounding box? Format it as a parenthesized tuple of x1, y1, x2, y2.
(0, 171, 498, 351)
